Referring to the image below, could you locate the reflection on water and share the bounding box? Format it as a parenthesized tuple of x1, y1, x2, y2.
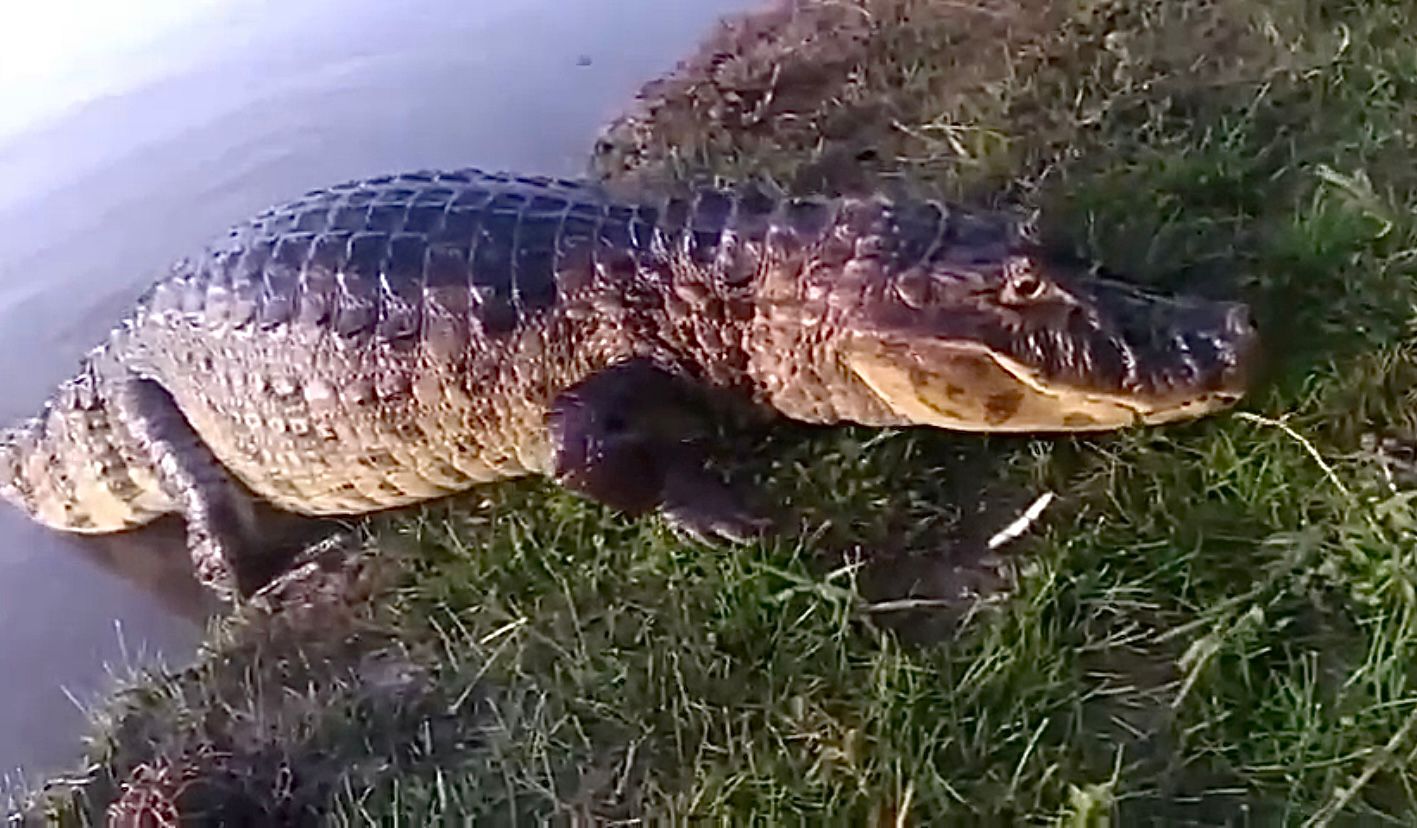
(0, 0, 756, 780)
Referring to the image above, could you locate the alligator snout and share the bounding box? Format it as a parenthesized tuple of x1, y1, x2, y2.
(1119, 295, 1260, 425)
(1208, 301, 1259, 398)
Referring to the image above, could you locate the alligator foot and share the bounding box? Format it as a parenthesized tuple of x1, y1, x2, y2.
(248, 528, 363, 610)
(114, 378, 316, 600)
(548, 359, 771, 542)
(663, 467, 771, 544)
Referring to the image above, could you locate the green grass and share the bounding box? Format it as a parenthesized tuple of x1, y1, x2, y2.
(17, 0, 1417, 823)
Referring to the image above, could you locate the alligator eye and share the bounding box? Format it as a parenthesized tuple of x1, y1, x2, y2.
(895, 270, 934, 309)
(1001, 257, 1049, 305)
(1012, 274, 1044, 299)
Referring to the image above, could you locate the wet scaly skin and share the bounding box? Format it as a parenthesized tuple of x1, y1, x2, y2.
(0, 169, 1258, 600)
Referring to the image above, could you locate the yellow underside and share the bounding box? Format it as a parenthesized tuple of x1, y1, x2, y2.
(845, 341, 1233, 433)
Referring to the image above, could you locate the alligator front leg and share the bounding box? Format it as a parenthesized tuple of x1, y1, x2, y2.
(548, 360, 770, 543)
(113, 378, 308, 600)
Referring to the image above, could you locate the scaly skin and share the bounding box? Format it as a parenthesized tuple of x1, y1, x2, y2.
(0, 168, 1258, 599)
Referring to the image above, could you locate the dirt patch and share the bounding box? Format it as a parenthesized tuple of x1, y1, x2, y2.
(592, 0, 1062, 196)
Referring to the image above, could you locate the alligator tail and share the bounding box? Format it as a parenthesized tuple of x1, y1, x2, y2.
(0, 366, 170, 534)
(0, 419, 38, 516)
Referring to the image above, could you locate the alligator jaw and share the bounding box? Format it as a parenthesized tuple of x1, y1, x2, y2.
(844, 339, 1246, 433)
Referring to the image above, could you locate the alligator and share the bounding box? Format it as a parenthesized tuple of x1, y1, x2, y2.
(0, 168, 1258, 601)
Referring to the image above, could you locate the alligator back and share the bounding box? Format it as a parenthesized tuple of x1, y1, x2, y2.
(2, 169, 799, 526)
(1, 165, 1259, 552)
(0, 363, 170, 533)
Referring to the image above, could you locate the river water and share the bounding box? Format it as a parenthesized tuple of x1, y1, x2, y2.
(0, 0, 753, 782)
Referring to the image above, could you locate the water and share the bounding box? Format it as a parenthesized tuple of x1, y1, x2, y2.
(0, 0, 753, 782)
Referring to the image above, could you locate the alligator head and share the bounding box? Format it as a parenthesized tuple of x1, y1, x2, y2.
(758, 206, 1259, 432)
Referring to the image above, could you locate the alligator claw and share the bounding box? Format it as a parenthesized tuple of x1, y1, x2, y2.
(661, 471, 773, 545)
(663, 505, 772, 545)
(249, 529, 361, 608)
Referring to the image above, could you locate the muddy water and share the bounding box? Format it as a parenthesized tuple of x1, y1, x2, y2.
(0, 0, 754, 781)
